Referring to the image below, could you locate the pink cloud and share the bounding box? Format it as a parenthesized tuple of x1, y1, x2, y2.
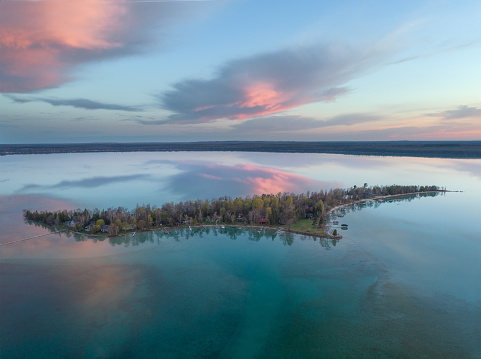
(0, 0, 208, 93)
(235, 82, 293, 119)
(0, 0, 129, 92)
(159, 44, 384, 123)
(199, 173, 223, 180)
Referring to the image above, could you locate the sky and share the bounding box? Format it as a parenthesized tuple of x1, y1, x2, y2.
(1, 0, 480, 144)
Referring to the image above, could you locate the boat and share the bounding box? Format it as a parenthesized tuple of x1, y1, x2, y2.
(221, 225, 225, 229)
(337, 214, 345, 217)
(341, 224, 348, 227)
(333, 220, 339, 225)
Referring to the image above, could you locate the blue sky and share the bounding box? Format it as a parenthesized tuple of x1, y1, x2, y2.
(1, 0, 480, 143)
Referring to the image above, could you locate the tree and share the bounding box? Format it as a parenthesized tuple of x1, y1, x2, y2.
(265, 207, 272, 224)
(270, 196, 279, 209)
(285, 196, 294, 207)
(90, 225, 101, 234)
(315, 199, 324, 225)
(252, 197, 263, 210)
(234, 197, 244, 213)
(243, 198, 253, 213)
(108, 221, 120, 236)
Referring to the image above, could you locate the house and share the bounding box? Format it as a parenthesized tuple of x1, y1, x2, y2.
(259, 218, 267, 224)
(101, 225, 110, 233)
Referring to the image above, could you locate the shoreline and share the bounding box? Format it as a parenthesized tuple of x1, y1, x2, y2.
(325, 190, 451, 217)
(56, 223, 341, 241)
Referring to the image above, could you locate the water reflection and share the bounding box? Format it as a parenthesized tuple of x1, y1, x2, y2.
(7, 193, 444, 260)
(145, 160, 333, 199)
(71, 226, 299, 248)
(19, 174, 152, 191)
(326, 191, 442, 220)
(99, 226, 337, 250)
(3, 152, 481, 213)
(1, 154, 480, 358)
(0, 194, 79, 244)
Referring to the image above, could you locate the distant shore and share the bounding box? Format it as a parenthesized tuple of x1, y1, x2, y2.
(2, 141, 481, 159)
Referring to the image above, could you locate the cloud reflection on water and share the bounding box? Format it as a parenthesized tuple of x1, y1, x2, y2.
(0, 194, 81, 256)
(19, 174, 152, 192)
(149, 160, 338, 199)
(4, 152, 481, 212)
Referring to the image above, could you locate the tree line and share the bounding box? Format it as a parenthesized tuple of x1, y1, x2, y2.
(24, 184, 442, 236)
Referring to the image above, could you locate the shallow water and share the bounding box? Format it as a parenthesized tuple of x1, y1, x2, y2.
(1, 152, 480, 358)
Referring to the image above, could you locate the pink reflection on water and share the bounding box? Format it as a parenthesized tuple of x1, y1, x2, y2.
(0, 194, 79, 241)
(0, 194, 123, 259)
(174, 161, 340, 197)
(231, 163, 317, 194)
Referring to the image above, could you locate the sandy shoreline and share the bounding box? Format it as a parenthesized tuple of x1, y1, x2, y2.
(326, 190, 450, 216)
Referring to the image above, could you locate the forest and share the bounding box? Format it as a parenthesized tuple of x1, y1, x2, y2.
(24, 184, 442, 237)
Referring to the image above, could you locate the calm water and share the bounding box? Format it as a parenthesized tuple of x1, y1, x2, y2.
(1, 152, 480, 358)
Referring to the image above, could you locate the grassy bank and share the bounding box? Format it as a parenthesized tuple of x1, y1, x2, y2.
(288, 219, 336, 238)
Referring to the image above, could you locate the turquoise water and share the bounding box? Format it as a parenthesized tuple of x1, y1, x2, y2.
(1, 152, 480, 358)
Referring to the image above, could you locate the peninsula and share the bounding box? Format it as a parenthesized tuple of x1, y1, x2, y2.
(24, 184, 445, 239)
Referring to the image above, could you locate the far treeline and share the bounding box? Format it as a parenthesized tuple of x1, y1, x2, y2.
(24, 184, 442, 237)
(3, 141, 481, 158)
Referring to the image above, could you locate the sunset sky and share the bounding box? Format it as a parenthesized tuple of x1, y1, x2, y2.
(1, 0, 480, 144)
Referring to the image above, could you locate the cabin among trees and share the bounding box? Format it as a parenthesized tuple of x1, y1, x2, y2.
(24, 184, 441, 235)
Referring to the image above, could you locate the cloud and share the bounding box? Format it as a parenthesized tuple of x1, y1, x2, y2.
(19, 174, 151, 192)
(232, 114, 382, 133)
(135, 119, 171, 125)
(6, 95, 141, 112)
(158, 43, 389, 123)
(0, 0, 211, 93)
(430, 105, 481, 120)
(326, 113, 383, 127)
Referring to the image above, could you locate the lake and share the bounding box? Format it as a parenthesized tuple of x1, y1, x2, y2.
(1, 152, 480, 358)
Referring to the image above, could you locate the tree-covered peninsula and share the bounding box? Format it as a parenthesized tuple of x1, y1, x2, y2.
(24, 184, 443, 238)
